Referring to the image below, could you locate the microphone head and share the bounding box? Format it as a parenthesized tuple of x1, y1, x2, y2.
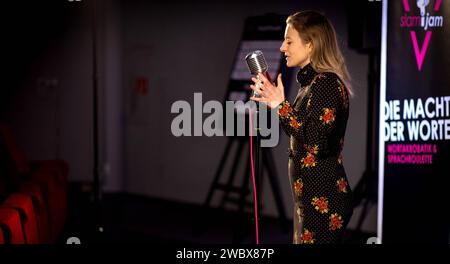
(245, 50, 268, 76)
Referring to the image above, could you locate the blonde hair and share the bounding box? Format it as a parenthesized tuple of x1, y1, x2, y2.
(287, 11, 353, 96)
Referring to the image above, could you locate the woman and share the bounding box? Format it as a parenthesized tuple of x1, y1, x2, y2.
(250, 11, 354, 244)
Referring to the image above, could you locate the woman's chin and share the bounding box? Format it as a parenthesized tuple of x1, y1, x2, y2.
(285, 59, 298, 68)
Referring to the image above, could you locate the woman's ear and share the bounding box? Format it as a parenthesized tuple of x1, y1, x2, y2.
(306, 42, 313, 56)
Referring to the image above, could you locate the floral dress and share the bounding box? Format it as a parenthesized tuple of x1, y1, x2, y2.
(277, 63, 354, 244)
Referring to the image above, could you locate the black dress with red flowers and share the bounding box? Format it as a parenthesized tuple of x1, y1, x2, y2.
(277, 63, 354, 244)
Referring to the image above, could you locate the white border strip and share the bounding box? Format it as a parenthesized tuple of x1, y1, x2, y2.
(377, 0, 389, 244)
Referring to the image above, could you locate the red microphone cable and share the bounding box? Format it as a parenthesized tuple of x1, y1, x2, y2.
(249, 108, 259, 244)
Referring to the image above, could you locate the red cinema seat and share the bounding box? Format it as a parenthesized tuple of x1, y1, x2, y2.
(0, 227, 4, 244)
(0, 207, 25, 244)
(0, 123, 68, 242)
(3, 193, 39, 244)
(33, 161, 68, 237)
(19, 182, 50, 243)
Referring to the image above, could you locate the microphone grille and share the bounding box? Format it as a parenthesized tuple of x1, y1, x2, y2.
(245, 50, 268, 76)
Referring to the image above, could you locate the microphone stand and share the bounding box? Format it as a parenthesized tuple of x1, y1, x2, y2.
(254, 72, 271, 199)
(251, 72, 272, 243)
(251, 87, 261, 244)
(254, 100, 260, 236)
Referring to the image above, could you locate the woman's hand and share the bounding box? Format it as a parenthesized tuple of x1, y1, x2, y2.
(250, 73, 285, 109)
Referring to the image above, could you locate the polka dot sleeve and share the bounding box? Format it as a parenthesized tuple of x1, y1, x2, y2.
(302, 74, 342, 155)
(277, 99, 304, 138)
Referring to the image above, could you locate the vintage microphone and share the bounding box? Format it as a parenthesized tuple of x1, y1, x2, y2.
(244, 50, 271, 244)
(245, 50, 273, 97)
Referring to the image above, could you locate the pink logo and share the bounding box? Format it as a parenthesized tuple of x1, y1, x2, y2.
(401, 0, 443, 71)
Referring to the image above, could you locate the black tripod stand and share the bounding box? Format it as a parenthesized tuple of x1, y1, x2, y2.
(90, 0, 104, 242)
(203, 105, 289, 243)
(352, 50, 380, 233)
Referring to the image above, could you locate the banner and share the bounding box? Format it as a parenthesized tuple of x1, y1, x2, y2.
(380, 0, 450, 243)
